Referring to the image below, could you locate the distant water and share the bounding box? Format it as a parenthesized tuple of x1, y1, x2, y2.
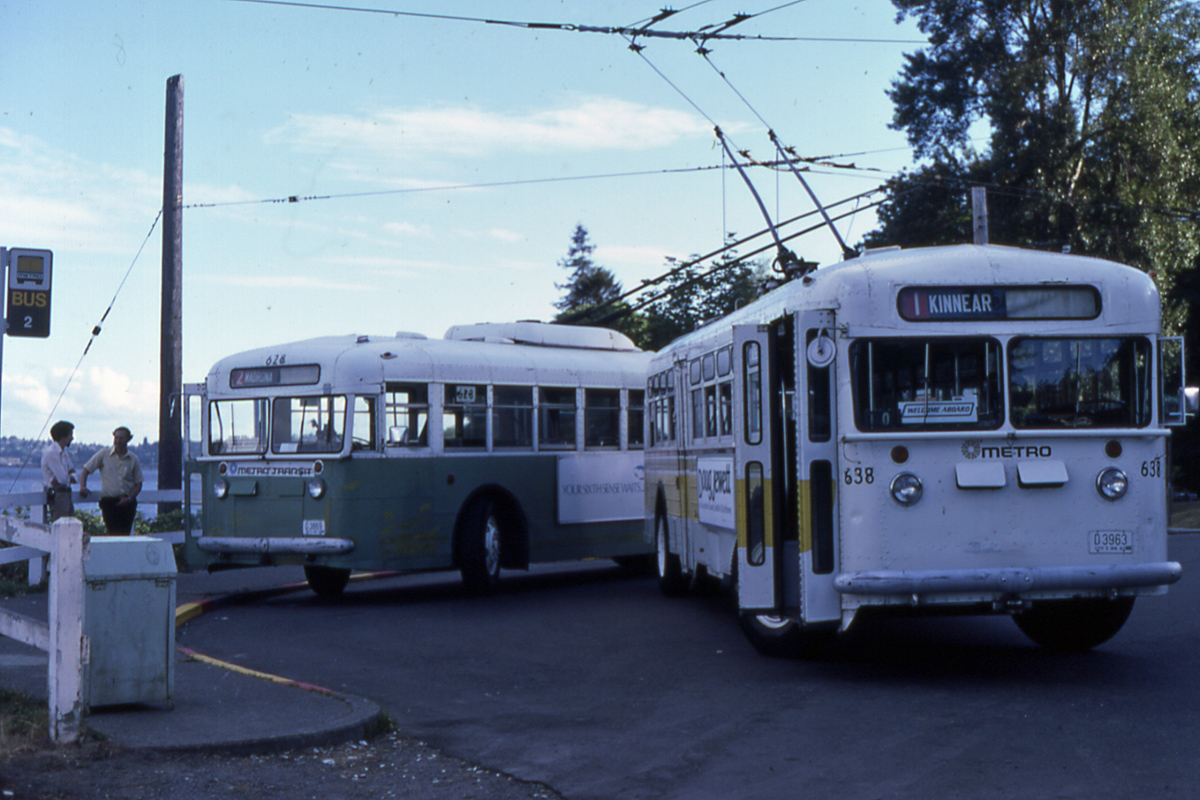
(0, 465, 160, 497)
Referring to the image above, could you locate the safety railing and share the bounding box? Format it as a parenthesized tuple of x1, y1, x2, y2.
(0, 516, 85, 743)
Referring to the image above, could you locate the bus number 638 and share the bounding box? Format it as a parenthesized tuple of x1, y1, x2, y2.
(844, 467, 874, 485)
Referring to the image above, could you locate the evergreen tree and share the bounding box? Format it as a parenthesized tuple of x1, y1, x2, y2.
(553, 224, 622, 316)
(552, 224, 645, 344)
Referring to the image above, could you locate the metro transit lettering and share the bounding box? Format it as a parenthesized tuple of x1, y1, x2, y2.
(980, 445, 1053, 458)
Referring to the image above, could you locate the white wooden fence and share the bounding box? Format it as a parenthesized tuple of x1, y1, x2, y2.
(0, 489, 187, 743)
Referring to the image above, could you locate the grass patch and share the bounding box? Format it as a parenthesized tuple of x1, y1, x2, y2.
(0, 686, 49, 756)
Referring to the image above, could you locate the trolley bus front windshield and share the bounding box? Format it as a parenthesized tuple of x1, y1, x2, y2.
(852, 335, 1152, 432)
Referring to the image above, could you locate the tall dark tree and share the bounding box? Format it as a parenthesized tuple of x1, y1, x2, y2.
(872, 0, 1200, 331)
(553, 224, 622, 315)
(552, 224, 645, 344)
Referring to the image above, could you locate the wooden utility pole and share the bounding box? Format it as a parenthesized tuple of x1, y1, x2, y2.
(972, 186, 989, 245)
(158, 75, 183, 514)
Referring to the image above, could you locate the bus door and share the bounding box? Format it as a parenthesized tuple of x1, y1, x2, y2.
(673, 359, 693, 571)
(796, 312, 840, 624)
(182, 382, 206, 542)
(734, 323, 790, 612)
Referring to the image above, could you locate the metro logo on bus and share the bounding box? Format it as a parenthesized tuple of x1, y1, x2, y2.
(899, 287, 1006, 321)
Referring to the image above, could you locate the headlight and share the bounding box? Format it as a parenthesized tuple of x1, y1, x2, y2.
(890, 473, 923, 505)
(307, 478, 326, 499)
(213, 478, 229, 500)
(1097, 467, 1128, 500)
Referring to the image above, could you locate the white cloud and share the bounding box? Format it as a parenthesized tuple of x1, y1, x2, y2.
(190, 273, 376, 291)
(384, 221, 434, 237)
(264, 96, 711, 161)
(596, 244, 684, 268)
(0, 128, 160, 254)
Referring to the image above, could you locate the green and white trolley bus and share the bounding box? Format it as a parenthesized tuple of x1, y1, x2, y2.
(646, 244, 1194, 654)
(183, 321, 652, 596)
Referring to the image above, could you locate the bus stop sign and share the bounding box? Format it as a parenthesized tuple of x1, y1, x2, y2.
(4, 248, 52, 338)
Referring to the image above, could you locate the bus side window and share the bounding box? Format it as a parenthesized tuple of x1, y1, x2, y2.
(385, 383, 429, 447)
(744, 342, 762, 445)
(352, 396, 377, 451)
(806, 330, 831, 443)
(444, 384, 487, 448)
(585, 388, 620, 449)
(493, 386, 534, 449)
(628, 389, 645, 449)
(539, 387, 576, 449)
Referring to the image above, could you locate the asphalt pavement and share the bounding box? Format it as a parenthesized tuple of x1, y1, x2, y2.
(0, 565, 386, 754)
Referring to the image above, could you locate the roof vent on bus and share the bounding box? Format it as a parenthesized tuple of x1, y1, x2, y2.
(394, 331, 428, 340)
(357, 335, 370, 343)
(443, 321, 641, 352)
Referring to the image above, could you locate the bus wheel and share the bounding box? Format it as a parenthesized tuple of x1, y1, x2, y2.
(1013, 597, 1136, 652)
(655, 513, 688, 597)
(304, 565, 351, 598)
(459, 499, 502, 595)
(738, 613, 832, 659)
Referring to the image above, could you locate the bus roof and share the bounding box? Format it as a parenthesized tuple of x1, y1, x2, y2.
(205, 322, 651, 395)
(659, 244, 1160, 356)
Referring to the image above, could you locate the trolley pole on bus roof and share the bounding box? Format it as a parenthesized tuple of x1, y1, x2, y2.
(158, 74, 183, 515)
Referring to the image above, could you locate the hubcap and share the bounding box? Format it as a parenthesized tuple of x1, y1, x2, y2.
(656, 521, 668, 578)
(484, 515, 501, 576)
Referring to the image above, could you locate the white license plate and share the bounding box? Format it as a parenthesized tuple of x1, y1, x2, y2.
(302, 520, 326, 537)
(1089, 530, 1133, 554)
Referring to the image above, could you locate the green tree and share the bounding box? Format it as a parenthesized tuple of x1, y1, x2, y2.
(552, 224, 647, 344)
(553, 224, 622, 315)
(639, 245, 766, 352)
(873, 0, 1200, 331)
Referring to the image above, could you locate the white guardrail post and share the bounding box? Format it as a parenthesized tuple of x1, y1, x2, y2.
(0, 516, 86, 743)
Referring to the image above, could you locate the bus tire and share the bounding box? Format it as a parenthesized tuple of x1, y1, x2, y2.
(738, 612, 833, 659)
(655, 512, 688, 597)
(304, 565, 351, 598)
(458, 498, 503, 595)
(1013, 596, 1135, 652)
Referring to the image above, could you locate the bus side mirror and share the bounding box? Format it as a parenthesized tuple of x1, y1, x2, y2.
(1184, 387, 1199, 416)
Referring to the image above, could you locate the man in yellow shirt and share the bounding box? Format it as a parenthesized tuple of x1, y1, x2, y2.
(79, 426, 144, 535)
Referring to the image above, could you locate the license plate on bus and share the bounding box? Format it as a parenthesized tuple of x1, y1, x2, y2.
(1089, 530, 1133, 554)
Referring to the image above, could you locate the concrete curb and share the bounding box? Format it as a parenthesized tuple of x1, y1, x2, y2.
(90, 570, 400, 754)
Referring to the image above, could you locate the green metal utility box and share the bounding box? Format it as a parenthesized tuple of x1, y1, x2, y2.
(82, 536, 176, 708)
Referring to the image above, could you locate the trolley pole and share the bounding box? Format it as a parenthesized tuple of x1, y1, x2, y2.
(158, 75, 184, 515)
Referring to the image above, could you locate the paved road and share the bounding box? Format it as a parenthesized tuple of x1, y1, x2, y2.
(179, 537, 1200, 800)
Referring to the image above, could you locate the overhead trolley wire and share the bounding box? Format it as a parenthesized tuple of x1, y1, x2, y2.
(558, 187, 886, 327)
(6, 210, 164, 492)
(227, 0, 927, 44)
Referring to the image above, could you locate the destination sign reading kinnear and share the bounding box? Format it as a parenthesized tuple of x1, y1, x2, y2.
(899, 286, 1101, 322)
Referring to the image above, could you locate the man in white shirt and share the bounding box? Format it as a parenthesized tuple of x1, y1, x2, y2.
(40, 420, 77, 522)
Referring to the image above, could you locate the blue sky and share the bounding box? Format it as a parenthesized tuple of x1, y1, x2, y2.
(0, 0, 925, 446)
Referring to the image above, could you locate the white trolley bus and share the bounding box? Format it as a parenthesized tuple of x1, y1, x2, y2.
(646, 244, 1193, 654)
(183, 322, 652, 596)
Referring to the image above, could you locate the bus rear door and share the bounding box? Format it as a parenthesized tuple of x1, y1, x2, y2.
(734, 324, 786, 612)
